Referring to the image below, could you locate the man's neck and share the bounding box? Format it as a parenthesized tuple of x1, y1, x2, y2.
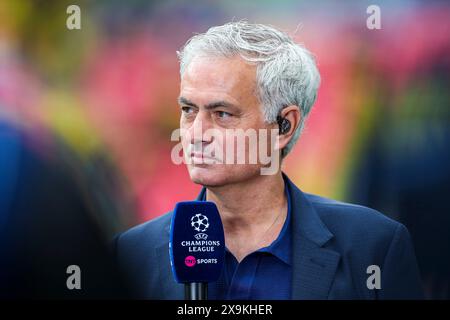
(205, 172, 287, 261)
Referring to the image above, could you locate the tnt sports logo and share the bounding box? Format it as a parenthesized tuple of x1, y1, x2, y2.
(185, 256, 196, 267)
(191, 213, 209, 233)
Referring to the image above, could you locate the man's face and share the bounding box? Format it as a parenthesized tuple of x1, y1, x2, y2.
(178, 55, 277, 187)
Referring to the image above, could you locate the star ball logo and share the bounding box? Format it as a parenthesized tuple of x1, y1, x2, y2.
(191, 213, 209, 240)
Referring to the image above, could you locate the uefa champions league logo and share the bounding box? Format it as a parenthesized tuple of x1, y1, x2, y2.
(191, 213, 210, 232)
(191, 213, 209, 240)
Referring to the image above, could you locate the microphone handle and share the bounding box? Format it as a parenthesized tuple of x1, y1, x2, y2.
(185, 282, 208, 300)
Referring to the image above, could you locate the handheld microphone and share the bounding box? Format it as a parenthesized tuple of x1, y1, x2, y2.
(169, 201, 225, 300)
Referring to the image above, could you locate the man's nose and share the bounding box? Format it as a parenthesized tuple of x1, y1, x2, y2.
(188, 111, 213, 144)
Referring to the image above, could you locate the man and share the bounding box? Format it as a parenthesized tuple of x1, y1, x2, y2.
(115, 21, 424, 299)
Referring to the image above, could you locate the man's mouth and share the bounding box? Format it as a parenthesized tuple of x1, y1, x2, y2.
(190, 152, 219, 164)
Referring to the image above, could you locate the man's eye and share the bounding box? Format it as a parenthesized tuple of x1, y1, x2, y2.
(216, 111, 232, 119)
(181, 106, 194, 114)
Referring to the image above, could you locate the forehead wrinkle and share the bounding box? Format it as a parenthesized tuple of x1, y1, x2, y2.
(180, 56, 259, 111)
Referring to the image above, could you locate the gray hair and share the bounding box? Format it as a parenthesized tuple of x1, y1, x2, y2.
(177, 21, 321, 158)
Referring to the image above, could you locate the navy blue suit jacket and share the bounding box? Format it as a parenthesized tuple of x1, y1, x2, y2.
(115, 174, 424, 299)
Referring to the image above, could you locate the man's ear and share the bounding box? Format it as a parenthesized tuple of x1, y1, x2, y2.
(277, 105, 301, 152)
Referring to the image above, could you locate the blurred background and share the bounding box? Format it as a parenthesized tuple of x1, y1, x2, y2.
(0, 0, 449, 298)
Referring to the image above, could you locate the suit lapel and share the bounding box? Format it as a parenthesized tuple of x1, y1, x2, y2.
(285, 174, 341, 299)
(291, 233, 340, 299)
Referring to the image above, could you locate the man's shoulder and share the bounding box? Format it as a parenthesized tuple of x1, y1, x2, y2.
(303, 192, 402, 241)
(116, 211, 173, 249)
(301, 192, 423, 299)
